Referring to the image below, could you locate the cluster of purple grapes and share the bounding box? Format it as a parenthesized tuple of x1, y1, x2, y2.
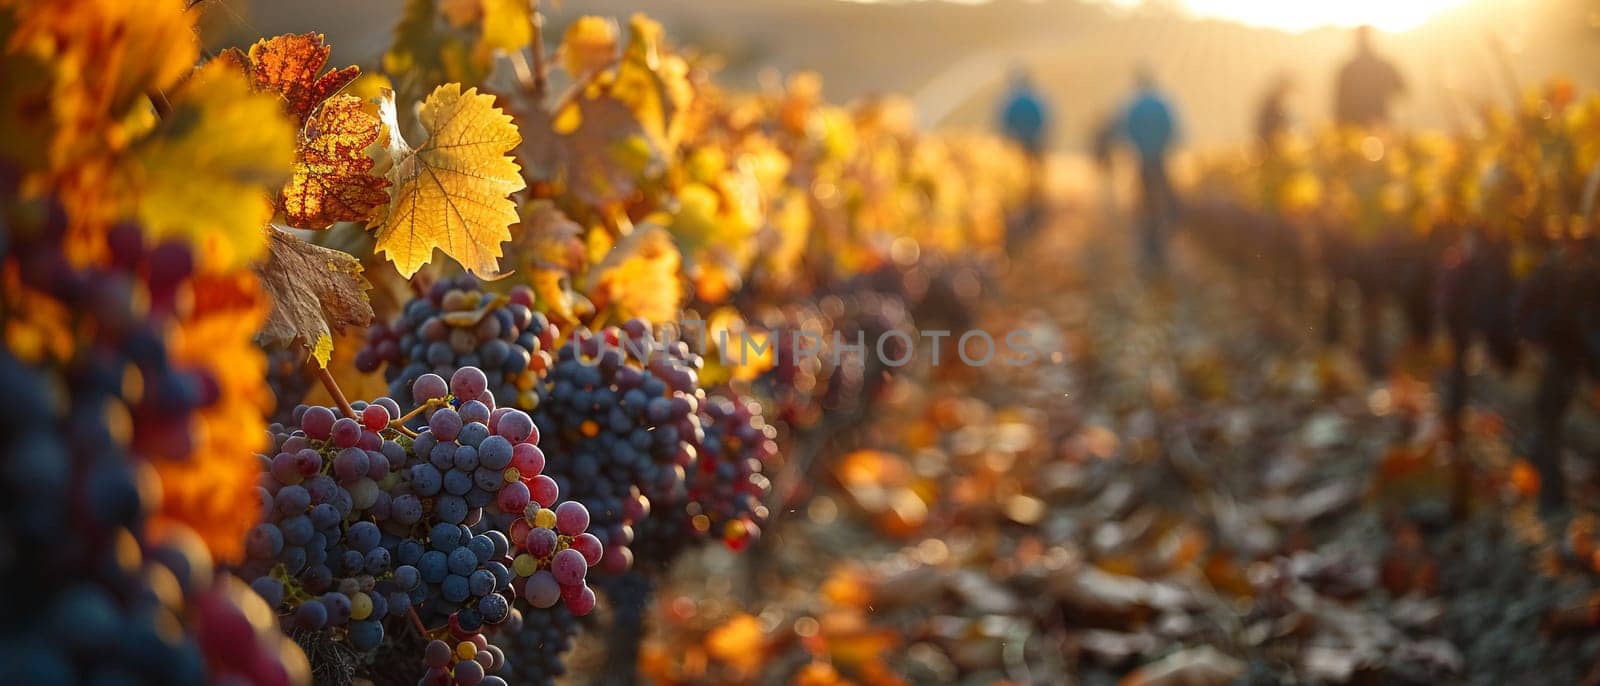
(0, 347, 282, 685)
(491, 605, 578, 686)
(628, 392, 775, 568)
(265, 344, 314, 425)
(418, 634, 508, 686)
(751, 291, 916, 429)
(532, 321, 707, 575)
(244, 395, 410, 651)
(0, 193, 305, 685)
(239, 367, 604, 684)
(360, 276, 556, 415)
(594, 392, 780, 684)
(687, 393, 777, 552)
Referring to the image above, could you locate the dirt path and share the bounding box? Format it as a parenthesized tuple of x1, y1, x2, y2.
(620, 196, 1600, 685)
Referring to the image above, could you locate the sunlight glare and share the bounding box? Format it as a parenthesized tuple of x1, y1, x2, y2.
(1104, 0, 1475, 32)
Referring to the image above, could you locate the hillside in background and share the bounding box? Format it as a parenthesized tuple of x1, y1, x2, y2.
(214, 0, 1599, 150)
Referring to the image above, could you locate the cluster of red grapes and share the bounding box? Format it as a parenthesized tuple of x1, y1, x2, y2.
(0, 191, 306, 685)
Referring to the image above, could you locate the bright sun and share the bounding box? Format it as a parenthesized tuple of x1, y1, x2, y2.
(1174, 0, 1475, 32)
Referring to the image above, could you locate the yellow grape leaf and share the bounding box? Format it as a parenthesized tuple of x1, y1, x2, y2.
(588, 224, 681, 323)
(530, 269, 581, 330)
(125, 60, 297, 272)
(371, 84, 526, 278)
(558, 16, 619, 77)
(610, 13, 692, 150)
(254, 228, 374, 367)
(224, 33, 360, 125)
(762, 188, 811, 281)
(282, 95, 390, 228)
(480, 0, 533, 53)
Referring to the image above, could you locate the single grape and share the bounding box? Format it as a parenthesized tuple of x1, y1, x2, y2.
(451, 367, 489, 403)
(567, 585, 596, 616)
(529, 475, 559, 508)
(302, 406, 336, 440)
(551, 549, 588, 586)
(570, 533, 603, 566)
(360, 404, 390, 433)
(294, 599, 329, 630)
(430, 408, 463, 442)
(554, 502, 589, 536)
(331, 417, 363, 448)
(525, 527, 557, 558)
(413, 373, 449, 404)
(523, 571, 561, 608)
(425, 639, 453, 668)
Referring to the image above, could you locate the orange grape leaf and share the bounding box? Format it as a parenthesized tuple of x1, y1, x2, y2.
(587, 224, 682, 323)
(704, 613, 766, 673)
(224, 33, 360, 125)
(220, 34, 388, 228)
(155, 272, 273, 561)
(5, 0, 198, 169)
(371, 84, 526, 278)
(281, 94, 390, 228)
(125, 60, 297, 272)
(254, 228, 373, 368)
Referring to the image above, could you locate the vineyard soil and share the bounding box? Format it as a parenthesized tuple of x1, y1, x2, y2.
(617, 194, 1600, 685)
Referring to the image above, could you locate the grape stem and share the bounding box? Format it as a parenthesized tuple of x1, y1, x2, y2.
(407, 606, 429, 640)
(312, 364, 360, 420)
(393, 397, 449, 426)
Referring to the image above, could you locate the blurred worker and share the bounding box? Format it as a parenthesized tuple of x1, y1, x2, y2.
(999, 67, 1051, 243)
(1120, 65, 1179, 273)
(1255, 73, 1293, 153)
(1333, 25, 1405, 127)
(999, 67, 1050, 161)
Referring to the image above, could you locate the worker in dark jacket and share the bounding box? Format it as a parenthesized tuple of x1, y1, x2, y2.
(1120, 66, 1179, 273)
(1334, 26, 1405, 127)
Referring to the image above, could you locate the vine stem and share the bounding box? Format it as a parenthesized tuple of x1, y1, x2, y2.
(516, 0, 548, 102)
(313, 364, 359, 420)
